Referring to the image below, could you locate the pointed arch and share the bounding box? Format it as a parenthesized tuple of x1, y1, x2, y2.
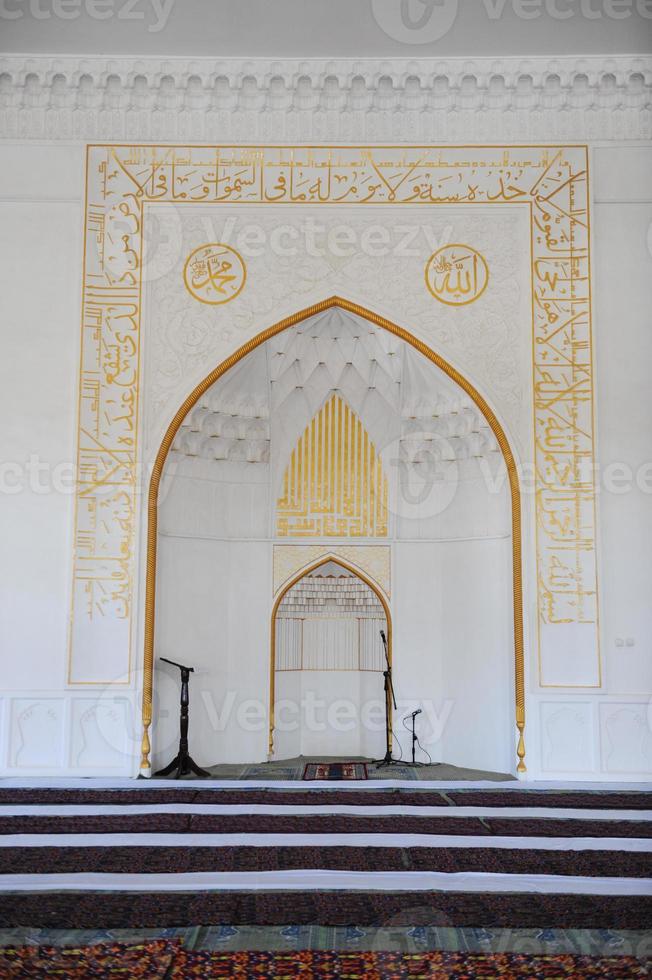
(141, 296, 525, 775)
(269, 554, 392, 756)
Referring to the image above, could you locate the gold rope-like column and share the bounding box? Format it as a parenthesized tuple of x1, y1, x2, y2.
(141, 296, 526, 774)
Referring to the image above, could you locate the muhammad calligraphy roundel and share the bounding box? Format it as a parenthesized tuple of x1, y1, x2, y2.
(425, 244, 488, 306)
(183, 243, 247, 305)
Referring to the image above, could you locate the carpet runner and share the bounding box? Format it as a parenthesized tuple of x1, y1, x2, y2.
(0, 941, 647, 977)
(0, 781, 650, 931)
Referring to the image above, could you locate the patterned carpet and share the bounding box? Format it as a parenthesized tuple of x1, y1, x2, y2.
(0, 941, 647, 977)
(303, 762, 368, 780)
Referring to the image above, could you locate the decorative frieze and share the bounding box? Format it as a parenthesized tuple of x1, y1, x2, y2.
(0, 54, 650, 141)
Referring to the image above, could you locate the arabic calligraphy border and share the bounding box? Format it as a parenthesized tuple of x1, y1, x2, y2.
(68, 143, 600, 775)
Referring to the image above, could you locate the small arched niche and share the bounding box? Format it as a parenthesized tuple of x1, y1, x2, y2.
(272, 560, 389, 760)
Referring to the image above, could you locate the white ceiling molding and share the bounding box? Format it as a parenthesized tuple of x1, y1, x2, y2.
(0, 54, 650, 141)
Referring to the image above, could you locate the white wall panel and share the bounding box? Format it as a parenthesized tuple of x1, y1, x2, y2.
(0, 692, 138, 777)
(600, 702, 652, 775)
(70, 698, 133, 770)
(8, 698, 65, 770)
(540, 702, 595, 774)
(0, 200, 81, 690)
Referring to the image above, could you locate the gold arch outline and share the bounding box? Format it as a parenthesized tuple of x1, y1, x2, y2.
(270, 555, 392, 756)
(142, 296, 525, 774)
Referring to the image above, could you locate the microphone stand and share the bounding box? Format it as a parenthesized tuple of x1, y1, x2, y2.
(154, 658, 211, 779)
(373, 630, 402, 769)
(406, 710, 426, 767)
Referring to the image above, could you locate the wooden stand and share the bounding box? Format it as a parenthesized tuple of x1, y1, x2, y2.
(154, 658, 210, 779)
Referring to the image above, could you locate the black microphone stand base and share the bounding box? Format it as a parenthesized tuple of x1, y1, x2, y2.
(154, 753, 211, 779)
(371, 753, 404, 769)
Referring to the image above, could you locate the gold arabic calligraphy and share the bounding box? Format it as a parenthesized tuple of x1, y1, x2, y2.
(425, 244, 489, 305)
(183, 243, 246, 305)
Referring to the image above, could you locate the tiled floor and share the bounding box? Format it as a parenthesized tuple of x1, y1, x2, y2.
(0, 924, 647, 957)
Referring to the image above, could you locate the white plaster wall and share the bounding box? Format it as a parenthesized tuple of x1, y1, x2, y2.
(154, 463, 272, 767)
(392, 543, 444, 764)
(439, 537, 515, 775)
(0, 147, 82, 692)
(594, 153, 652, 699)
(4, 0, 650, 60)
(0, 145, 140, 776)
(274, 671, 385, 760)
(392, 538, 513, 774)
(154, 536, 271, 768)
(527, 144, 652, 780)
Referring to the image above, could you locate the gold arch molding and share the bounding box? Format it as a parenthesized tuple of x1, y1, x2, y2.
(143, 297, 526, 774)
(269, 554, 393, 756)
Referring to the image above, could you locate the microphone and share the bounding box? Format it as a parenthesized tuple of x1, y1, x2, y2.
(380, 629, 386, 642)
(160, 657, 194, 673)
(411, 708, 422, 717)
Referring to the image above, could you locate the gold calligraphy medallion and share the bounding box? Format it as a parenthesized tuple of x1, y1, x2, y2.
(425, 244, 489, 306)
(183, 243, 246, 305)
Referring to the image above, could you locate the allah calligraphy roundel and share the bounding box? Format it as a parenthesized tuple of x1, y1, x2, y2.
(183, 242, 247, 305)
(425, 244, 489, 306)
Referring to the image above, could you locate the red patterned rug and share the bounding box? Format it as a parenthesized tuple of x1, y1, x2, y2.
(170, 949, 648, 977)
(0, 940, 176, 977)
(303, 762, 368, 780)
(0, 945, 645, 978)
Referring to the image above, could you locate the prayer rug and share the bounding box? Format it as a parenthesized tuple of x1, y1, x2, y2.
(0, 939, 176, 977)
(168, 947, 648, 977)
(303, 762, 368, 780)
(0, 943, 645, 978)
